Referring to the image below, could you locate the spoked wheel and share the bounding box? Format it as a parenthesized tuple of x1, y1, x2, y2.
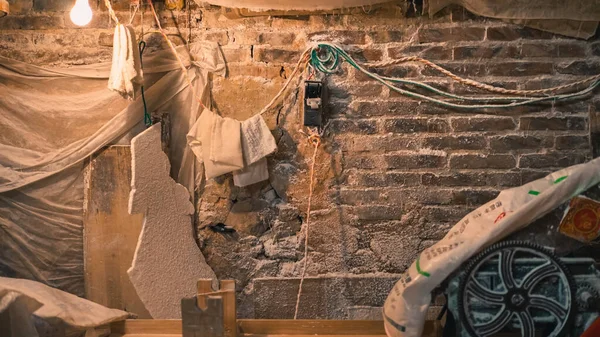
(457, 241, 576, 337)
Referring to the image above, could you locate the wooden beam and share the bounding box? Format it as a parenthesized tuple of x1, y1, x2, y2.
(110, 319, 440, 336)
(83, 146, 150, 318)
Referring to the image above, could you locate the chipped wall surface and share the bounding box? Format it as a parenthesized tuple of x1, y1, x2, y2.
(2, 0, 600, 319)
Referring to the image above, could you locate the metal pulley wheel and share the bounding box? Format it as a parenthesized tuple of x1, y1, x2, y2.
(457, 241, 576, 337)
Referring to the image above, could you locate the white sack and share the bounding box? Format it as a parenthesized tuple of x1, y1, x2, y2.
(383, 157, 600, 337)
(0, 277, 128, 337)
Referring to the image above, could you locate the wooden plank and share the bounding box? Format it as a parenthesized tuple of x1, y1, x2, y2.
(84, 146, 151, 318)
(110, 319, 440, 336)
(238, 320, 386, 335)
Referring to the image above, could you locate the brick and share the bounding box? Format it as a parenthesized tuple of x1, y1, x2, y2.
(0, 14, 64, 30)
(451, 117, 516, 132)
(257, 32, 295, 45)
(374, 65, 421, 79)
(369, 30, 408, 43)
(330, 119, 378, 134)
(487, 62, 554, 76)
(337, 135, 418, 153)
(449, 154, 516, 169)
(388, 45, 453, 60)
(422, 62, 486, 77)
(519, 43, 558, 58)
(422, 135, 486, 150)
(221, 47, 251, 63)
(453, 45, 518, 59)
(519, 152, 587, 169)
(330, 84, 383, 100)
(355, 206, 402, 220)
(427, 118, 450, 133)
(452, 189, 499, 206)
(223, 64, 282, 79)
(555, 135, 589, 150)
(394, 189, 454, 206)
(346, 172, 420, 187)
(203, 31, 229, 45)
(98, 32, 113, 47)
(0, 32, 31, 45)
(486, 26, 555, 41)
(308, 30, 366, 45)
(385, 153, 447, 169)
(339, 189, 382, 205)
(385, 117, 441, 133)
(350, 101, 422, 117)
(556, 61, 600, 75)
(418, 27, 485, 43)
(253, 47, 301, 63)
(33, 0, 74, 11)
(489, 135, 552, 152)
(521, 170, 552, 183)
(557, 43, 587, 58)
(344, 156, 379, 170)
(519, 116, 587, 131)
(486, 172, 522, 187)
(422, 172, 487, 187)
(383, 118, 428, 133)
(348, 48, 384, 62)
(421, 206, 471, 224)
(592, 43, 600, 57)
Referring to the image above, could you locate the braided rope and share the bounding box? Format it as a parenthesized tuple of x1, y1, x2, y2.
(369, 56, 600, 96)
(104, 0, 119, 24)
(293, 130, 321, 320)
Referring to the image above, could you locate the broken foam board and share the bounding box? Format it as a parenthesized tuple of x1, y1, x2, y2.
(128, 123, 217, 318)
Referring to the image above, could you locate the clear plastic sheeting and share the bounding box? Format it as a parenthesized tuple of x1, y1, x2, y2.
(0, 42, 225, 296)
(383, 157, 600, 337)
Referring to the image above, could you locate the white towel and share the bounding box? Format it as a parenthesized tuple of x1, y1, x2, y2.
(108, 24, 143, 100)
(232, 114, 277, 187)
(187, 109, 244, 179)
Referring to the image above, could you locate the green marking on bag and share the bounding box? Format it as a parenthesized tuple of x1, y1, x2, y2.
(416, 256, 431, 277)
(528, 190, 540, 196)
(554, 176, 567, 184)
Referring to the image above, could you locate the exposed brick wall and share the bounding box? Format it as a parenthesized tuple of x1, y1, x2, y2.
(2, 0, 599, 319)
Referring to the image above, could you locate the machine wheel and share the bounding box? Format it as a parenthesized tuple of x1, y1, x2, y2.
(457, 241, 576, 337)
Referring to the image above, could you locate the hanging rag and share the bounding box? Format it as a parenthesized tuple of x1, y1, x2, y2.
(187, 109, 244, 179)
(233, 114, 277, 187)
(108, 24, 143, 100)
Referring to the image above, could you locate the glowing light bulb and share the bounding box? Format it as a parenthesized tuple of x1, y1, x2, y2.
(70, 0, 92, 26)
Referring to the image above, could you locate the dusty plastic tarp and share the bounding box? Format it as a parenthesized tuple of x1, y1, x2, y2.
(429, 0, 600, 39)
(195, 0, 392, 11)
(0, 42, 225, 296)
(0, 276, 129, 337)
(383, 157, 600, 337)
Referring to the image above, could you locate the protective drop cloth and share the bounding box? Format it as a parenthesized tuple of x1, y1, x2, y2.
(0, 276, 128, 337)
(429, 0, 600, 39)
(0, 42, 225, 296)
(383, 157, 600, 337)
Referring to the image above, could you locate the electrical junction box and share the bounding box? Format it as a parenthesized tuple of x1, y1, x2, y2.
(303, 80, 326, 127)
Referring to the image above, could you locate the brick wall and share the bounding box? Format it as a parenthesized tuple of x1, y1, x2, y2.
(2, 0, 599, 319)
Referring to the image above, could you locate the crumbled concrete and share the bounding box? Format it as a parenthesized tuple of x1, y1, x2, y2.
(128, 123, 217, 318)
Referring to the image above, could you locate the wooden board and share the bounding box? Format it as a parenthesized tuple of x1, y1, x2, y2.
(109, 319, 441, 337)
(84, 146, 151, 318)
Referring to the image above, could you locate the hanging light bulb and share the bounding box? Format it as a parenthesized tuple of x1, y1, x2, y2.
(70, 0, 93, 26)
